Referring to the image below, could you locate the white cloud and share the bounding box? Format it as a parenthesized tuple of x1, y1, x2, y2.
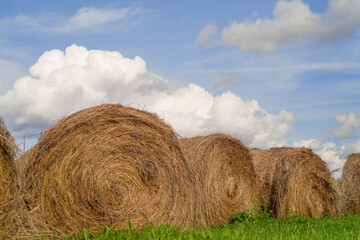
(13, 14, 42, 28)
(320, 0, 360, 42)
(222, 0, 321, 53)
(57, 7, 137, 33)
(342, 140, 360, 155)
(293, 138, 360, 179)
(292, 138, 323, 150)
(316, 142, 345, 178)
(331, 112, 360, 140)
(293, 138, 345, 178)
(203, 93, 294, 147)
(0, 44, 294, 149)
(197, 0, 360, 53)
(195, 25, 218, 46)
(0, 7, 140, 34)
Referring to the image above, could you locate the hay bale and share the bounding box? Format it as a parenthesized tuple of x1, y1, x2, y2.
(0, 118, 17, 205)
(0, 117, 18, 238)
(12, 104, 195, 238)
(179, 133, 260, 227)
(249, 147, 340, 218)
(342, 153, 360, 213)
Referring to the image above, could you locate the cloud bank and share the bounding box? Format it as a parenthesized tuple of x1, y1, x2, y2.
(196, 0, 360, 53)
(0, 45, 295, 148)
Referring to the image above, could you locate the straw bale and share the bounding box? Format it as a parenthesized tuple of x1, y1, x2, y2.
(0, 117, 18, 238)
(179, 133, 260, 227)
(250, 147, 340, 218)
(10, 104, 194, 238)
(342, 153, 360, 213)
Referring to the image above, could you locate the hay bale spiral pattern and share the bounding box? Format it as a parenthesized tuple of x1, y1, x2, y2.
(342, 153, 360, 213)
(179, 133, 260, 227)
(13, 104, 195, 238)
(250, 147, 340, 218)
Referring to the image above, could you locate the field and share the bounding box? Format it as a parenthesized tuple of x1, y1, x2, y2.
(33, 209, 360, 240)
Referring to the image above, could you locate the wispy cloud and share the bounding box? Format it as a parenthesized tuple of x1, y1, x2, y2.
(185, 62, 360, 74)
(196, 0, 360, 54)
(0, 6, 141, 34)
(57, 7, 139, 33)
(195, 25, 218, 46)
(209, 70, 243, 94)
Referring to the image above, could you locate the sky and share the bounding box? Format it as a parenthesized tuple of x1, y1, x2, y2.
(0, 0, 359, 178)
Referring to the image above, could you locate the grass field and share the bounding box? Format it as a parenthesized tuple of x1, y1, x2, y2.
(34, 208, 360, 240)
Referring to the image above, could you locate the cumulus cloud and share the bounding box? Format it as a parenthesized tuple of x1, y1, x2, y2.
(320, 0, 360, 42)
(0, 7, 140, 34)
(222, 0, 321, 53)
(197, 0, 360, 53)
(331, 112, 360, 140)
(0, 44, 294, 148)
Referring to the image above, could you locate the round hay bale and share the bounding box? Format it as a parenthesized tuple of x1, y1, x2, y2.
(0, 118, 18, 238)
(0, 118, 16, 205)
(249, 147, 340, 218)
(179, 133, 260, 227)
(14, 104, 195, 238)
(342, 153, 360, 213)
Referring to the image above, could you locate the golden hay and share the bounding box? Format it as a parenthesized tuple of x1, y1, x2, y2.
(0, 118, 16, 205)
(341, 153, 360, 213)
(179, 133, 260, 227)
(250, 147, 340, 218)
(10, 104, 195, 238)
(0, 117, 18, 238)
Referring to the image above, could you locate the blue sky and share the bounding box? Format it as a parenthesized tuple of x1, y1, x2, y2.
(0, 0, 359, 177)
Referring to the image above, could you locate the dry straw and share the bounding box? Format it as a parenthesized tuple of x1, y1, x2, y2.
(0, 118, 17, 206)
(9, 104, 195, 239)
(0, 117, 19, 238)
(342, 153, 360, 213)
(179, 133, 260, 227)
(250, 147, 340, 218)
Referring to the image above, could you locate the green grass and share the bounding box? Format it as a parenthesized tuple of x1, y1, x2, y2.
(36, 209, 360, 240)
